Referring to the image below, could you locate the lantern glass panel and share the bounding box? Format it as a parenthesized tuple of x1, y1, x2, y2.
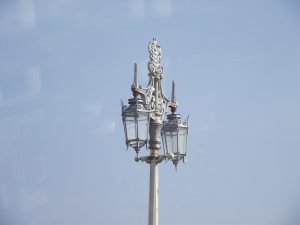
(165, 131, 172, 154)
(138, 115, 148, 141)
(165, 131, 178, 154)
(125, 117, 136, 141)
(178, 128, 187, 155)
(172, 131, 178, 154)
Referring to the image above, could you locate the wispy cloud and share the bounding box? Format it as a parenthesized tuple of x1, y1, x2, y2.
(100, 121, 115, 134)
(17, 0, 36, 29)
(0, 183, 8, 209)
(83, 103, 115, 134)
(26, 66, 42, 95)
(224, 55, 252, 62)
(93, 120, 116, 135)
(130, 0, 172, 19)
(0, 0, 36, 33)
(83, 104, 102, 117)
(20, 188, 48, 213)
(131, 0, 145, 19)
(154, 0, 172, 17)
(0, 84, 3, 102)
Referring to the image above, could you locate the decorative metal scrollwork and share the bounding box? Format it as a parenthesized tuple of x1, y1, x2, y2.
(131, 39, 170, 120)
(148, 38, 163, 77)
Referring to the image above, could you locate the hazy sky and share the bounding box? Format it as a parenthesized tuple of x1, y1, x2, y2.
(0, 0, 300, 224)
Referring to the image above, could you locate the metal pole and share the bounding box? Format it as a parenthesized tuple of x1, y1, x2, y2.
(148, 115, 162, 225)
(148, 159, 158, 225)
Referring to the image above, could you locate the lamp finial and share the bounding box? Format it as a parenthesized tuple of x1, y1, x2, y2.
(169, 81, 177, 113)
(134, 63, 138, 87)
(131, 63, 139, 97)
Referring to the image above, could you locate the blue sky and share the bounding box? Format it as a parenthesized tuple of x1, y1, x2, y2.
(0, 0, 300, 224)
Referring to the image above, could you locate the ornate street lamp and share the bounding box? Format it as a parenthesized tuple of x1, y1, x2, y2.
(122, 64, 150, 155)
(161, 82, 188, 168)
(121, 39, 189, 225)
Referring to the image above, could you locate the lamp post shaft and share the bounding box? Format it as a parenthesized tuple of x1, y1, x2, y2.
(148, 159, 159, 225)
(148, 116, 162, 225)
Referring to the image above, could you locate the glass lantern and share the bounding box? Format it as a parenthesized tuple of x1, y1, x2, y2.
(122, 97, 150, 154)
(161, 113, 188, 166)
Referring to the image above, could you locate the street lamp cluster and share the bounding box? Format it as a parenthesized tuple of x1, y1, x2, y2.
(121, 38, 189, 225)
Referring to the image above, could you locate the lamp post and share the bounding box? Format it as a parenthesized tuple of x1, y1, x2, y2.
(121, 39, 189, 225)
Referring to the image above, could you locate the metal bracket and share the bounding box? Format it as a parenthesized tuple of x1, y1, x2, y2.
(134, 153, 175, 164)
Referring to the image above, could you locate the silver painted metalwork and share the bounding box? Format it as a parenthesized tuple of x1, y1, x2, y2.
(121, 38, 189, 225)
